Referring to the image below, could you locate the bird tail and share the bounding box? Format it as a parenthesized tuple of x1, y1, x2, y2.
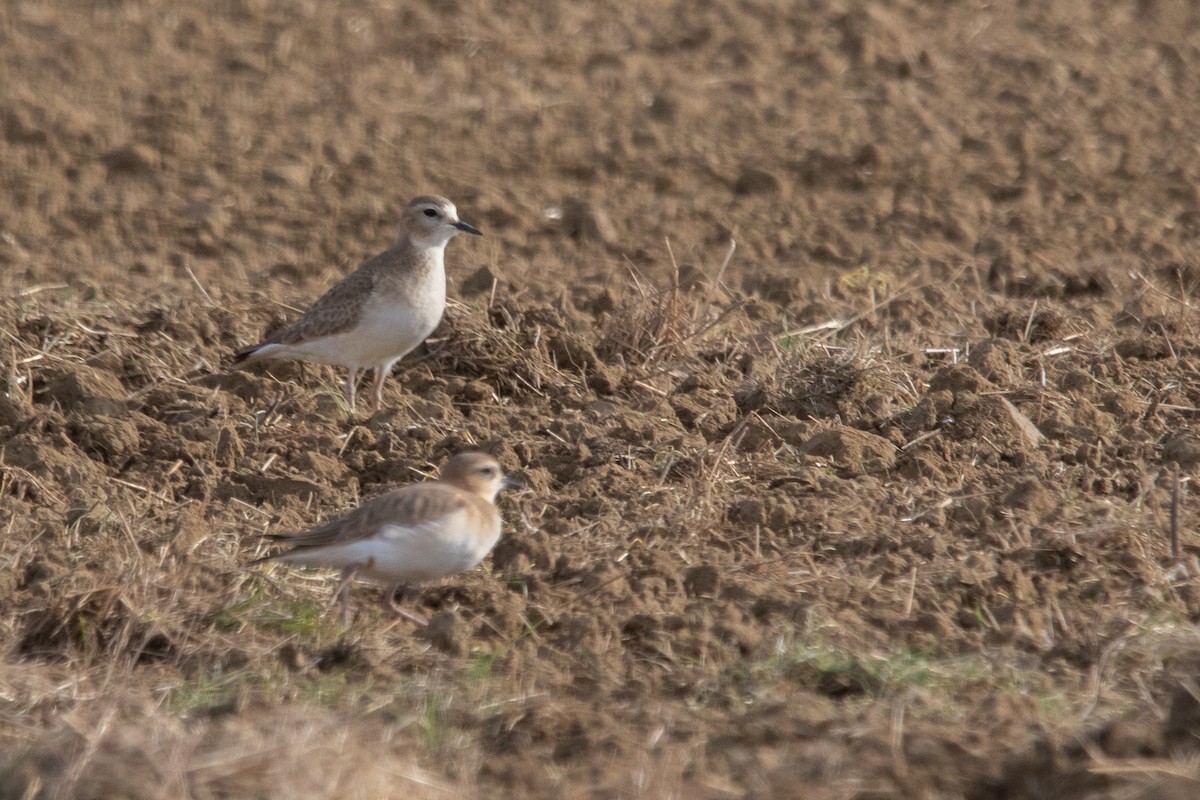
(232, 344, 263, 364)
(248, 531, 297, 565)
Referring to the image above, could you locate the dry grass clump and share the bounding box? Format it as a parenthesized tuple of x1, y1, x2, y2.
(774, 341, 914, 425)
(597, 240, 741, 367)
(8, 505, 161, 665)
(434, 300, 568, 402)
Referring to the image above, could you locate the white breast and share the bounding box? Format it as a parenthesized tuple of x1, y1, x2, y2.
(350, 261, 446, 369)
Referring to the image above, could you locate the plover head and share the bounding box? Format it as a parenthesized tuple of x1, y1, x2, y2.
(402, 195, 482, 249)
(439, 452, 522, 503)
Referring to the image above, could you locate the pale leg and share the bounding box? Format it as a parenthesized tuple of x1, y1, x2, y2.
(335, 564, 360, 626)
(370, 366, 388, 412)
(343, 368, 360, 411)
(383, 581, 428, 626)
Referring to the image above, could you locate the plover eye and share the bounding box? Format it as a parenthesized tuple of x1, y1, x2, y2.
(422, 208, 438, 218)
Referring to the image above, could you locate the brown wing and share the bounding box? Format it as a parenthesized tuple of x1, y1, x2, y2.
(260, 240, 410, 347)
(265, 482, 470, 553)
(262, 265, 378, 346)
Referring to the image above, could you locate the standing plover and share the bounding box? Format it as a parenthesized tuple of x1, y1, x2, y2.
(235, 195, 482, 411)
(253, 452, 520, 625)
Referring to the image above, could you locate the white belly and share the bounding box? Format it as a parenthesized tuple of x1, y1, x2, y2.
(347, 298, 442, 368)
(267, 295, 443, 371)
(278, 513, 501, 585)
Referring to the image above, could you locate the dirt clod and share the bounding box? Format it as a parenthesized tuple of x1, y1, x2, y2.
(683, 565, 721, 597)
(41, 366, 128, 417)
(800, 427, 896, 475)
(422, 610, 466, 656)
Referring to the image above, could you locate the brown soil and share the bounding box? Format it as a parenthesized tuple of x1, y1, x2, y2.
(4, 1, 1200, 797)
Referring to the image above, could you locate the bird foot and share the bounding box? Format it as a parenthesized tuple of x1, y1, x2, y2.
(385, 592, 428, 627)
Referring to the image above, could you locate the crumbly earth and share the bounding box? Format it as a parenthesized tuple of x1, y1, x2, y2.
(4, 1, 1200, 798)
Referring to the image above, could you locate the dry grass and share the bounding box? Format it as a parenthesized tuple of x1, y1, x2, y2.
(0, 690, 460, 800)
(597, 239, 742, 367)
(5, 253, 1200, 799)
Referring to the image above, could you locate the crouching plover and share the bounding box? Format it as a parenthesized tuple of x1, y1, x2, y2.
(253, 452, 520, 625)
(234, 195, 482, 411)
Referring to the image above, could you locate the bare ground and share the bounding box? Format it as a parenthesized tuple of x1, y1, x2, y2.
(4, 1, 1200, 797)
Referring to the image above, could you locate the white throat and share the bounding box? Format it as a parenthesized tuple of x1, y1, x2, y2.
(402, 227, 460, 251)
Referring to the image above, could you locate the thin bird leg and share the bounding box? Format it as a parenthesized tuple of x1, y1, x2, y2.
(383, 581, 428, 627)
(343, 369, 360, 411)
(371, 366, 388, 412)
(335, 564, 360, 626)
